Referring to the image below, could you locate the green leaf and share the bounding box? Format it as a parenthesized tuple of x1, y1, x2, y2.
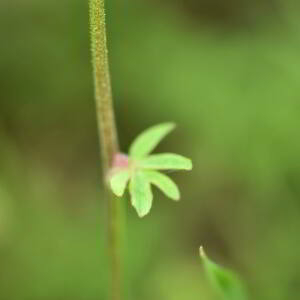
(129, 123, 176, 158)
(200, 247, 248, 300)
(139, 153, 192, 171)
(144, 170, 180, 201)
(129, 171, 153, 218)
(110, 170, 130, 197)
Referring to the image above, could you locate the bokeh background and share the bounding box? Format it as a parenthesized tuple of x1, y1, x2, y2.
(1, 0, 300, 299)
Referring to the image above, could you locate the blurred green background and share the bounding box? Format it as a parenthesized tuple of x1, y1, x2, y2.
(1, 0, 300, 299)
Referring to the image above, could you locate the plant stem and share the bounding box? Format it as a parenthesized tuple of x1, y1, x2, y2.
(89, 1, 123, 300)
(89, 0, 119, 172)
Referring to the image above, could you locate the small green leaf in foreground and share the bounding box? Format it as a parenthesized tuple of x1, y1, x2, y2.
(200, 247, 248, 300)
(129, 171, 153, 218)
(129, 123, 175, 158)
(144, 170, 180, 201)
(140, 153, 192, 171)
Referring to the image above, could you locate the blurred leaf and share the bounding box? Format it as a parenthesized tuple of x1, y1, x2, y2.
(200, 247, 248, 300)
(144, 170, 180, 201)
(140, 153, 192, 171)
(129, 123, 175, 158)
(129, 171, 153, 218)
(110, 169, 130, 197)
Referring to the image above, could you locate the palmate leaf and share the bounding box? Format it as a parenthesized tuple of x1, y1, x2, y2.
(109, 123, 193, 217)
(129, 123, 175, 158)
(200, 247, 248, 300)
(110, 170, 131, 197)
(140, 153, 192, 171)
(129, 171, 153, 218)
(144, 170, 180, 201)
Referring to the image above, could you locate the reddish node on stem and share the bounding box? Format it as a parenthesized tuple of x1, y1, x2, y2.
(112, 153, 129, 169)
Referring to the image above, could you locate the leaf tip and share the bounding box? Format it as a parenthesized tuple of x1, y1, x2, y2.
(110, 183, 124, 197)
(199, 246, 206, 259)
(137, 210, 149, 218)
(134, 201, 152, 218)
(172, 194, 181, 201)
(109, 169, 130, 198)
(170, 187, 181, 201)
(111, 186, 124, 197)
(186, 159, 193, 170)
(165, 122, 176, 131)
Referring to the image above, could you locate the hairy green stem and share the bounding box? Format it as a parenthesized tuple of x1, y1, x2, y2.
(89, 1, 123, 300)
(89, 0, 119, 172)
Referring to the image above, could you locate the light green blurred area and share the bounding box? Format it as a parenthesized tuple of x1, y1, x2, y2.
(1, 0, 300, 299)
